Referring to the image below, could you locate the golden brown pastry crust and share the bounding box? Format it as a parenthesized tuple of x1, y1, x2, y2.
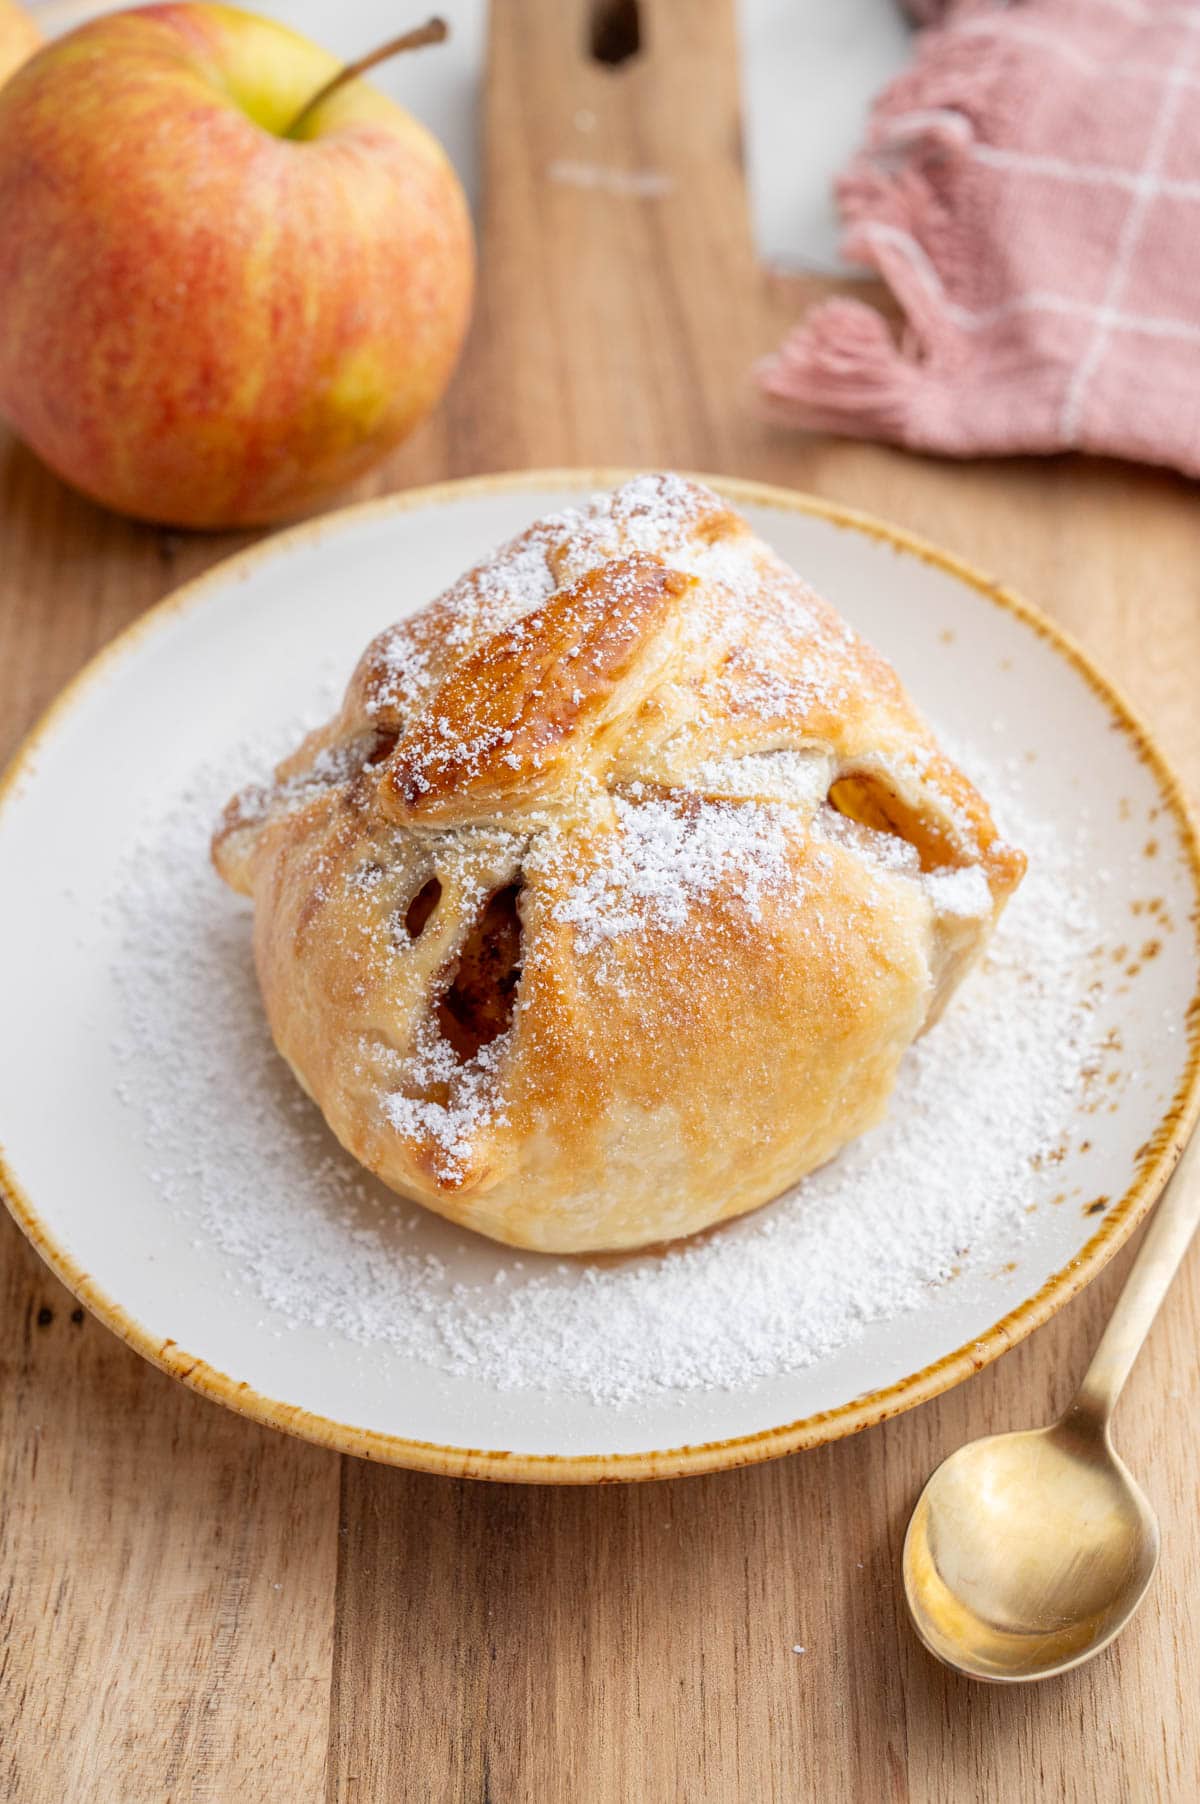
(213, 476, 1025, 1252)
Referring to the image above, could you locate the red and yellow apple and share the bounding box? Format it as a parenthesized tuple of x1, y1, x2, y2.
(0, 4, 473, 527)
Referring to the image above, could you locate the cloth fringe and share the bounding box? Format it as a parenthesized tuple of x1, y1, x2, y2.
(757, 301, 919, 442)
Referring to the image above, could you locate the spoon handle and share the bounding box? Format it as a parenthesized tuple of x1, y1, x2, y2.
(1072, 1125, 1200, 1429)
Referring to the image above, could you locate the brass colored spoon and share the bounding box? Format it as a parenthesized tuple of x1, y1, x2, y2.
(903, 1128, 1200, 1683)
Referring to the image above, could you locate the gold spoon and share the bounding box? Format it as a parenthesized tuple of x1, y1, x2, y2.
(903, 1127, 1200, 1683)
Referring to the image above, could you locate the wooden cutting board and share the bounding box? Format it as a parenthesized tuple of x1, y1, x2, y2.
(3, 3, 1200, 1797)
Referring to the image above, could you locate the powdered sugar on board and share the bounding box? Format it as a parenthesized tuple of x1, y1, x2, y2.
(109, 726, 1113, 1409)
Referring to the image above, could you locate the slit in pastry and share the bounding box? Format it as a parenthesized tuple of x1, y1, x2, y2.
(403, 876, 443, 942)
(436, 882, 524, 1063)
(364, 726, 400, 768)
(827, 771, 957, 873)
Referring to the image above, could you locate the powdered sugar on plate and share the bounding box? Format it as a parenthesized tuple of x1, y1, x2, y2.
(108, 725, 1109, 1408)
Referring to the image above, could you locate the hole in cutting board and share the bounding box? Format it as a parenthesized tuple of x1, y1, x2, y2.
(589, 0, 642, 66)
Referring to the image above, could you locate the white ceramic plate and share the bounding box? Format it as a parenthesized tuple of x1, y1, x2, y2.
(2, 472, 1198, 1481)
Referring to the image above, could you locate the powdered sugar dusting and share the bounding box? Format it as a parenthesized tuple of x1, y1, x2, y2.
(358, 475, 855, 767)
(690, 747, 833, 808)
(109, 727, 1116, 1409)
(811, 803, 922, 878)
(923, 863, 993, 921)
(540, 791, 793, 949)
(365, 535, 559, 722)
(380, 1015, 511, 1184)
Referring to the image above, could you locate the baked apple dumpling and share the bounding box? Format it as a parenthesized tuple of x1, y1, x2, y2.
(213, 476, 1025, 1252)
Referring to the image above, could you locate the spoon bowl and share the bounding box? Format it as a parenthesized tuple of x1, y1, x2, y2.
(904, 1413, 1160, 1682)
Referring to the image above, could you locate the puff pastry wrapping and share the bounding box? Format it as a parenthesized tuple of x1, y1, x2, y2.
(213, 475, 1025, 1253)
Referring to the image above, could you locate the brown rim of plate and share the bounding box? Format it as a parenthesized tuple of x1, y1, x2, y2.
(2, 468, 1198, 1485)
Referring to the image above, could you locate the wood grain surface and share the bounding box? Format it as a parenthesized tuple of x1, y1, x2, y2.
(3, 2, 1200, 1798)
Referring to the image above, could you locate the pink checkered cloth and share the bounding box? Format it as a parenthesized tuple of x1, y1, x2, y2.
(758, 0, 1200, 476)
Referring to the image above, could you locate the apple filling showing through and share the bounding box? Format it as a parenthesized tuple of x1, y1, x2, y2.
(826, 770, 954, 873)
(435, 882, 525, 1065)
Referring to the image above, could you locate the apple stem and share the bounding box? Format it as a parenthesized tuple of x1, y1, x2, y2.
(282, 17, 449, 139)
